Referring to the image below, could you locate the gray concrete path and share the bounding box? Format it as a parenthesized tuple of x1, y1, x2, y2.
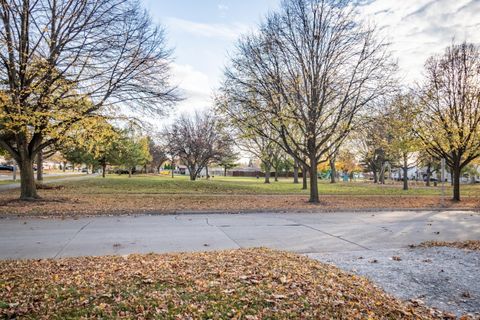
(0, 210, 478, 259)
(0, 172, 83, 181)
(0, 173, 93, 192)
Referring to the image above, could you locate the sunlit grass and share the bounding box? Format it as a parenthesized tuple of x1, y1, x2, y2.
(57, 174, 480, 197)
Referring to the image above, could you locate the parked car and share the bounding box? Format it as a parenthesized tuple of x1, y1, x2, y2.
(0, 165, 14, 171)
(422, 176, 438, 182)
(81, 168, 89, 173)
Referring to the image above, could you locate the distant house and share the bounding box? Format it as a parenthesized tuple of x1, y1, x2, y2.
(389, 165, 478, 184)
(174, 165, 187, 175)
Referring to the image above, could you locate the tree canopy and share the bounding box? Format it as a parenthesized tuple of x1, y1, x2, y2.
(0, 0, 178, 199)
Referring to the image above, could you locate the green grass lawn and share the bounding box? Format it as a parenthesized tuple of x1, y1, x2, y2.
(1, 174, 478, 216)
(57, 174, 480, 197)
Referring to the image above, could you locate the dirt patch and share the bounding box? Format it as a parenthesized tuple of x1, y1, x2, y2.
(35, 183, 65, 190)
(415, 240, 480, 251)
(0, 248, 446, 319)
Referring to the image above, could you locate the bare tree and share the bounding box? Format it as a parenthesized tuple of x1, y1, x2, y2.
(416, 42, 480, 201)
(238, 132, 280, 184)
(216, 94, 283, 184)
(222, 0, 396, 202)
(355, 118, 390, 184)
(148, 138, 168, 173)
(163, 111, 233, 181)
(0, 0, 178, 199)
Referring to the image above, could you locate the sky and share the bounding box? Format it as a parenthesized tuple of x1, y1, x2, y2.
(141, 0, 480, 120)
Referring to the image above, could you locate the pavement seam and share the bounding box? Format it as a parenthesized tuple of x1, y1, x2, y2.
(206, 218, 242, 249)
(53, 221, 92, 258)
(292, 221, 372, 251)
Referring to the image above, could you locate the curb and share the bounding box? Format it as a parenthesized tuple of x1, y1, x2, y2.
(0, 207, 478, 220)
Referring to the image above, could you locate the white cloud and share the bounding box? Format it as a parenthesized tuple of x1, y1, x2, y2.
(357, 0, 480, 83)
(218, 3, 229, 12)
(170, 63, 214, 115)
(146, 63, 214, 128)
(165, 17, 249, 40)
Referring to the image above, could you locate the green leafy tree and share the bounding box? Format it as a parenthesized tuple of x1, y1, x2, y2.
(217, 153, 239, 177)
(386, 94, 421, 190)
(117, 135, 152, 178)
(59, 117, 121, 177)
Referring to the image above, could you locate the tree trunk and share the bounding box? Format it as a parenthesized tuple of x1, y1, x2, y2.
(293, 160, 299, 184)
(274, 167, 279, 182)
(373, 169, 378, 183)
(403, 154, 408, 191)
(62, 161, 67, 172)
(72, 162, 75, 172)
(453, 165, 461, 201)
(189, 166, 196, 181)
(329, 158, 336, 183)
(309, 161, 319, 203)
(19, 157, 38, 200)
(264, 164, 271, 184)
(102, 162, 107, 178)
(157, 164, 161, 174)
(379, 163, 386, 184)
(224, 166, 227, 177)
(206, 165, 209, 179)
(36, 150, 43, 182)
(128, 169, 132, 178)
(302, 164, 307, 190)
(425, 164, 431, 187)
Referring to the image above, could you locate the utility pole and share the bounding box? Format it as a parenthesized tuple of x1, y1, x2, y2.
(441, 158, 445, 207)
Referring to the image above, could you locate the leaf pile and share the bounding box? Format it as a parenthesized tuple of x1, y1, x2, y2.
(0, 192, 479, 217)
(417, 240, 480, 251)
(1, 175, 479, 217)
(0, 249, 445, 319)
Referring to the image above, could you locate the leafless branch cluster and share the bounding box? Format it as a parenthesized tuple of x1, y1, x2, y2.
(163, 111, 233, 181)
(416, 42, 480, 200)
(0, 0, 178, 199)
(220, 0, 396, 202)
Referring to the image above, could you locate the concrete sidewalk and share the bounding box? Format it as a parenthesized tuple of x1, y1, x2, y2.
(0, 174, 93, 192)
(1, 210, 478, 259)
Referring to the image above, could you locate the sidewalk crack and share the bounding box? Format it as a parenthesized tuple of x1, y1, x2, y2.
(54, 221, 91, 258)
(205, 218, 242, 249)
(283, 218, 371, 250)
